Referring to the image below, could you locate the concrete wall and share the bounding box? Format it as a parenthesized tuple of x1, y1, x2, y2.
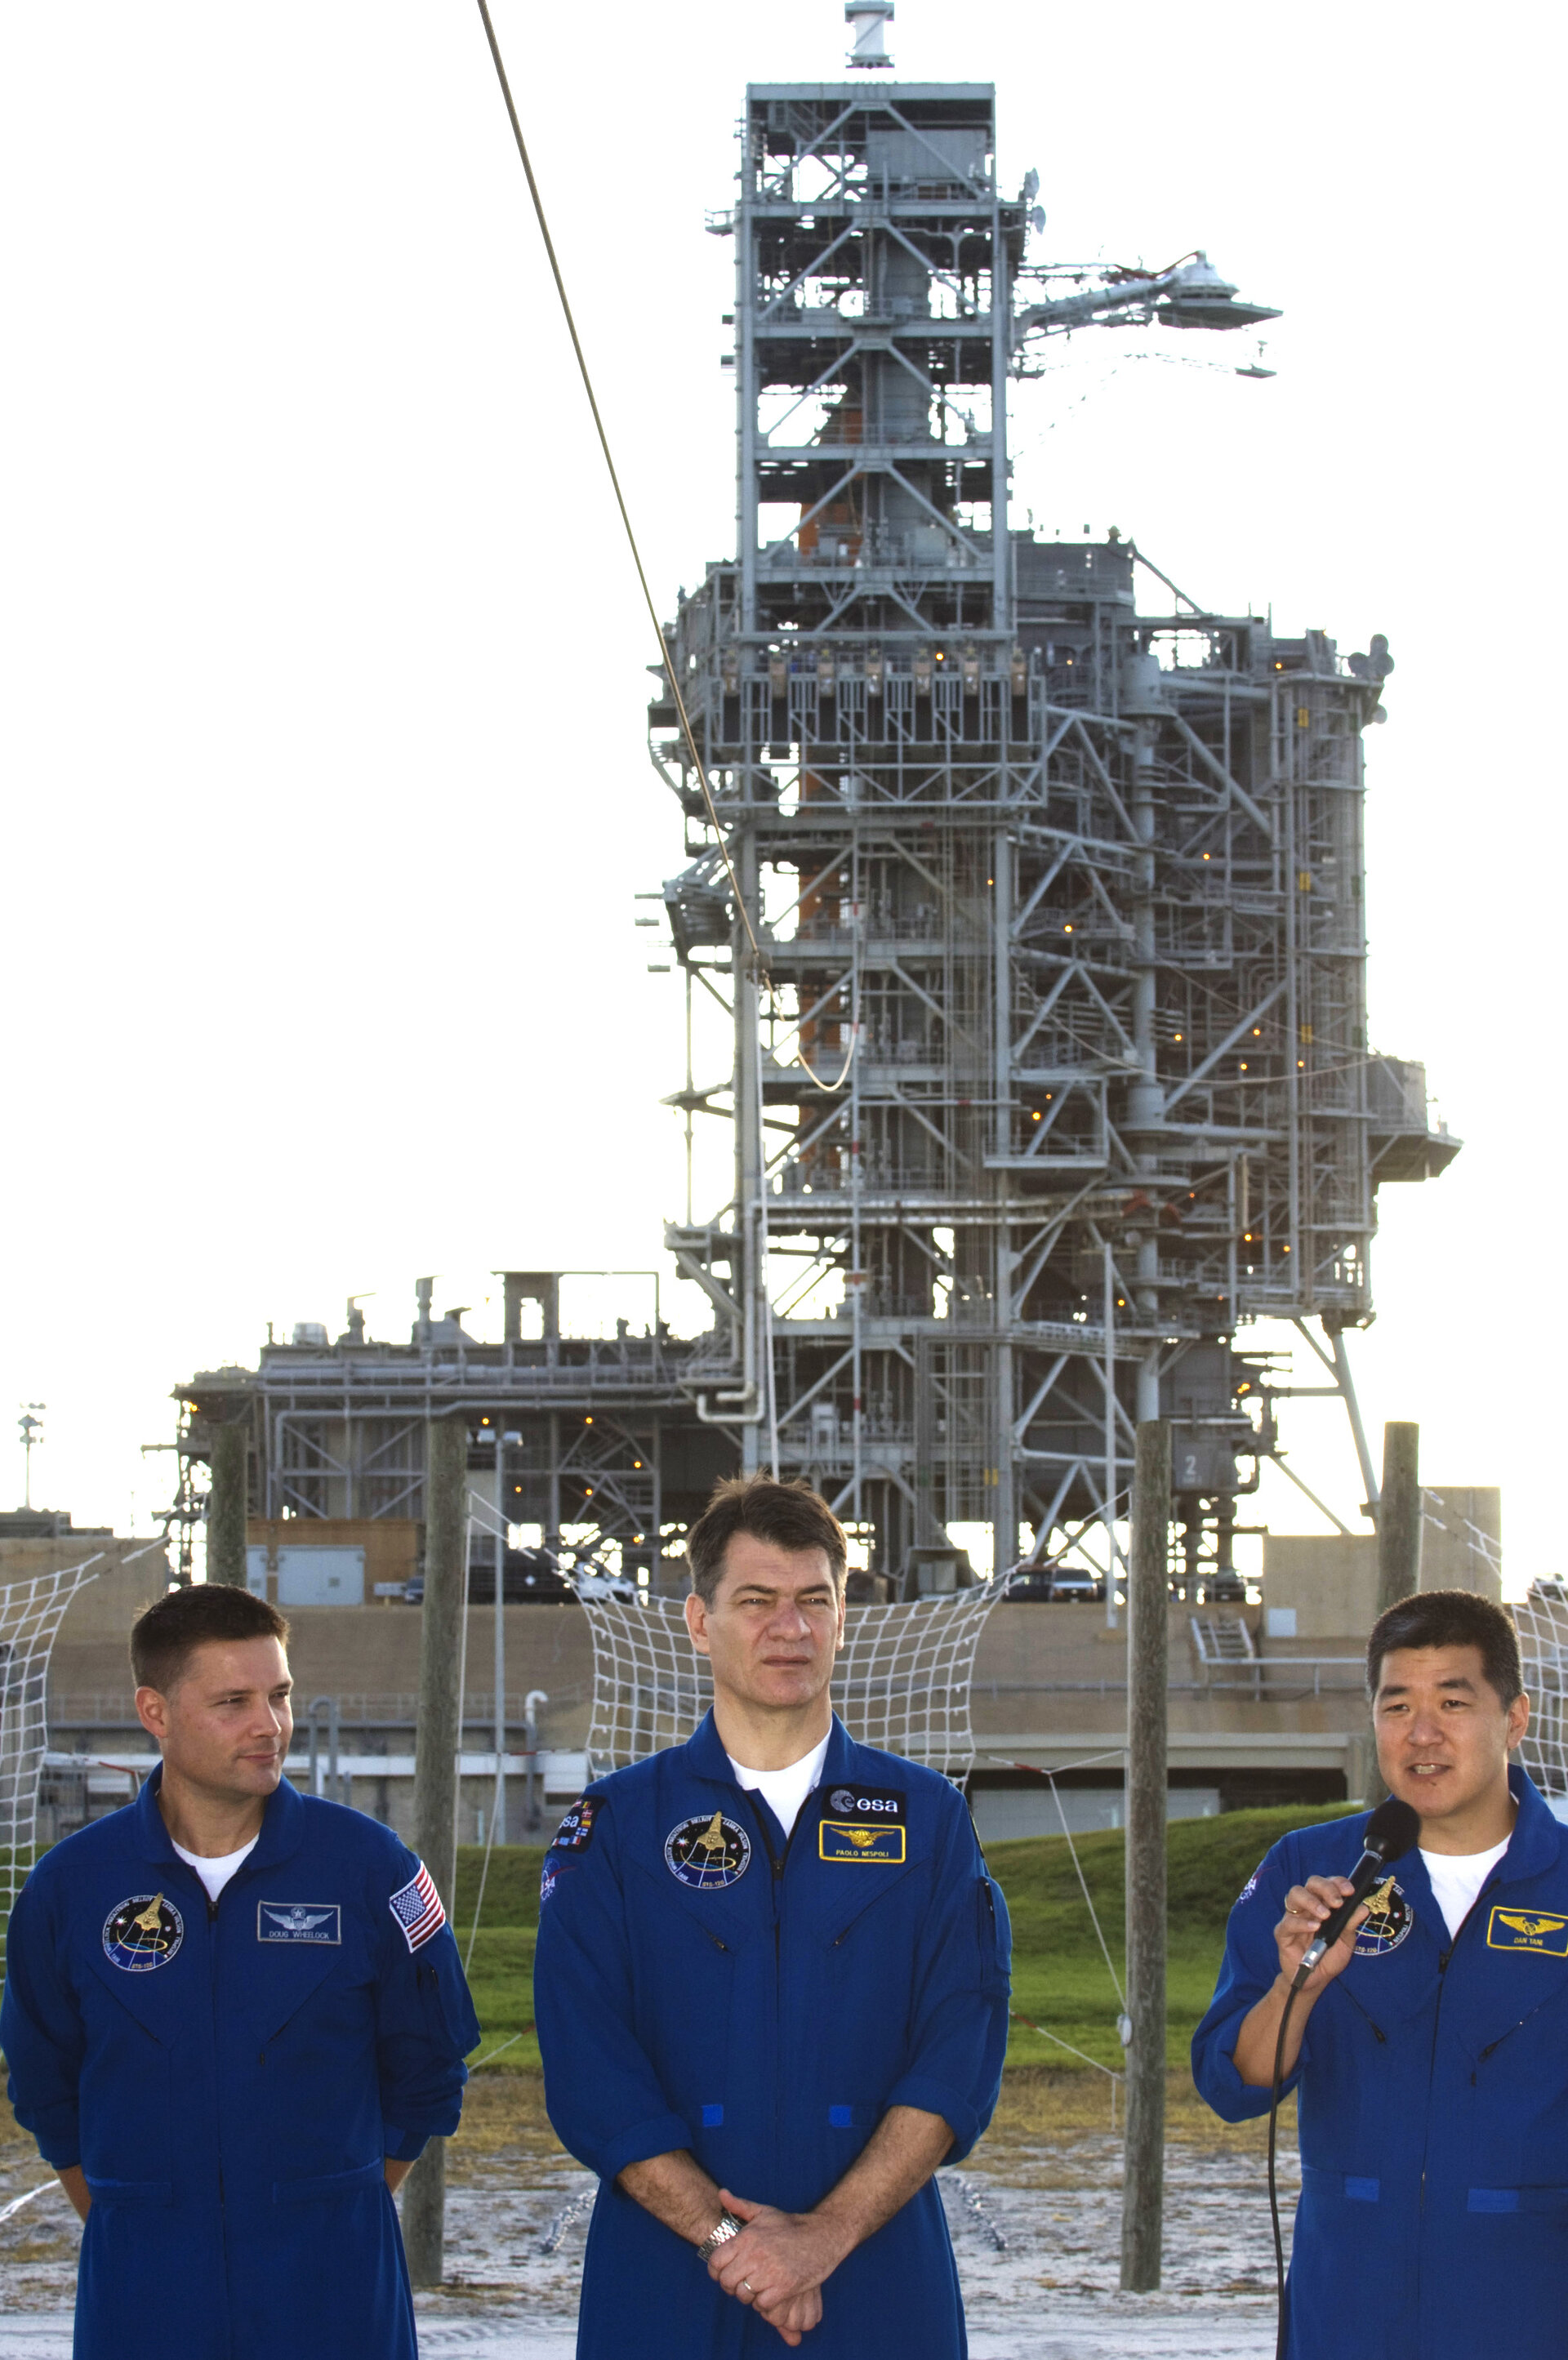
(26, 1544, 172, 1708)
(1263, 1486, 1502, 1641)
(1419, 1488, 1501, 1598)
(1263, 1534, 1379, 1641)
(246, 1518, 419, 1596)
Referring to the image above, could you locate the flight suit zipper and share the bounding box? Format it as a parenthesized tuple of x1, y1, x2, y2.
(208, 1889, 228, 2214)
(742, 1790, 798, 2177)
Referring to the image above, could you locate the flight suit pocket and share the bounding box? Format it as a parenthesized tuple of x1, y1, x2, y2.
(83, 2175, 173, 2207)
(1467, 2185, 1568, 2214)
(273, 2157, 385, 2202)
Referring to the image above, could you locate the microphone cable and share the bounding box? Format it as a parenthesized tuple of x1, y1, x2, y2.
(1267, 1984, 1301, 2360)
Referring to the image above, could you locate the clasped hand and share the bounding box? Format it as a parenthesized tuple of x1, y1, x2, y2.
(706, 2188, 849, 2346)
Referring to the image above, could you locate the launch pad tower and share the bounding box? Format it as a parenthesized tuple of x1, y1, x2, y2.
(173, 28, 1459, 1606)
(653, 59, 1456, 1591)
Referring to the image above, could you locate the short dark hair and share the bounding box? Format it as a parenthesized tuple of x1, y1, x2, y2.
(686, 1477, 848, 1607)
(131, 1584, 291, 1694)
(1367, 1587, 1522, 1711)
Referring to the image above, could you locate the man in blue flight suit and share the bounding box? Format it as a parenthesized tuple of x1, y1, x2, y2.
(534, 1476, 1011, 2356)
(1193, 1587, 1568, 2356)
(2, 1582, 480, 2360)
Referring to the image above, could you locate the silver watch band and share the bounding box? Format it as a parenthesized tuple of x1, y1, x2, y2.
(696, 2210, 742, 2263)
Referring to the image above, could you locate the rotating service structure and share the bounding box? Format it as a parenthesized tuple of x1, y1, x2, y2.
(651, 74, 1456, 1589)
(172, 63, 1457, 1601)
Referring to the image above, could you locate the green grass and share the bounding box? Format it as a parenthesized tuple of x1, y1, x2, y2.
(450, 1804, 1350, 2076)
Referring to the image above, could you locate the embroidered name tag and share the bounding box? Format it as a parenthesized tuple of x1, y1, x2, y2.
(822, 1783, 906, 1824)
(1486, 1907, 1568, 1956)
(819, 1822, 906, 1865)
(257, 1901, 341, 1944)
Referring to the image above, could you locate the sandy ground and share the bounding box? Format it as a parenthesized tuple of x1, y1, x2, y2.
(1, 2075, 1297, 2357)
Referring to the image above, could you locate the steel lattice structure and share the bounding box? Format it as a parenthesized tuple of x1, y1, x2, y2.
(174, 55, 1457, 1599)
(651, 73, 1456, 1590)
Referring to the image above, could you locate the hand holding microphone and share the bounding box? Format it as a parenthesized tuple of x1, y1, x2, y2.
(1276, 1797, 1420, 1994)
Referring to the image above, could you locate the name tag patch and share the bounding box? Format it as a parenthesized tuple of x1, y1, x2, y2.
(822, 1783, 906, 1824)
(1487, 1906, 1568, 1956)
(819, 1821, 906, 1865)
(257, 1901, 341, 1944)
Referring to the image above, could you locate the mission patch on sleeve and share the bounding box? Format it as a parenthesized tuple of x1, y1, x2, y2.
(550, 1797, 599, 1852)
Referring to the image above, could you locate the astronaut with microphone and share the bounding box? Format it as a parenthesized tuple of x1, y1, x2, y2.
(1193, 1588, 1568, 2357)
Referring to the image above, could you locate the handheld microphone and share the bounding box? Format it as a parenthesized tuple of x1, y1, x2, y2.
(1292, 1796, 1419, 1988)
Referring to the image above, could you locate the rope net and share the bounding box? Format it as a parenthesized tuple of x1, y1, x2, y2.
(1516, 1588, 1568, 1803)
(580, 1586, 1005, 1781)
(1, 1555, 106, 1966)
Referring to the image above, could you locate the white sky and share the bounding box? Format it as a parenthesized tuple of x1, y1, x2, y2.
(0, 3, 1559, 1589)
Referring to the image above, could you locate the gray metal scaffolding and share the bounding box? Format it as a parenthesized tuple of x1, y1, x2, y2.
(172, 60, 1457, 1601)
(648, 74, 1456, 1591)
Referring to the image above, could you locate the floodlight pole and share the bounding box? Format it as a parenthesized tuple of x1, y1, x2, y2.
(1120, 1418, 1170, 2292)
(403, 1414, 468, 2287)
(18, 1406, 44, 1511)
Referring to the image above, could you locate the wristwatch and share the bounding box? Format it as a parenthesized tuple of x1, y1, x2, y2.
(696, 2210, 742, 2263)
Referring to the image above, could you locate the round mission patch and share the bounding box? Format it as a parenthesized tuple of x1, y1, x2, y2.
(103, 1891, 185, 1973)
(665, 1810, 751, 1890)
(1352, 1875, 1414, 1957)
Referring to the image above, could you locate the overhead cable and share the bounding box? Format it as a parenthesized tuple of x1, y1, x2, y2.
(470, 0, 763, 973)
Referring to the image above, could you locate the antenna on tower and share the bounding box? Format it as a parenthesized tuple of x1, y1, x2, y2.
(17, 1404, 45, 1512)
(845, 2, 894, 69)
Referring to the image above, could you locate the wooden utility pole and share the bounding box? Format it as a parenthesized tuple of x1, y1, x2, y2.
(1361, 1421, 1421, 1807)
(1377, 1421, 1422, 1615)
(401, 1414, 468, 2288)
(207, 1427, 248, 1587)
(1120, 1418, 1169, 2294)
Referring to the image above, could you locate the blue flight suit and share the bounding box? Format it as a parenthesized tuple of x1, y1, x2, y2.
(1, 1766, 480, 2360)
(1192, 1766, 1568, 2357)
(533, 1710, 1012, 2360)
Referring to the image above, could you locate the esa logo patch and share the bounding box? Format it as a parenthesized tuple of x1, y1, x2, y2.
(819, 1822, 906, 1865)
(1487, 1907, 1568, 1957)
(103, 1892, 185, 1973)
(550, 1799, 598, 1853)
(1352, 1876, 1414, 1957)
(824, 1783, 906, 1824)
(257, 1902, 341, 1944)
(665, 1811, 751, 1890)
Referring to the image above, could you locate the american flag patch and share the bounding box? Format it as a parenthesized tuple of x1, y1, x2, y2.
(388, 1861, 446, 1953)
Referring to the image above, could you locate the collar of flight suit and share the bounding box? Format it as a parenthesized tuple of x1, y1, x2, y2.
(679, 1707, 860, 1799)
(131, 1761, 309, 1880)
(1494, 1763, 1563, 1883)
(1346, 1762, 1565, 2000)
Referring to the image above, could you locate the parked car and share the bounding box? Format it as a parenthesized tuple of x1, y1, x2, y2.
(1001, 1565, 1105, 1603)
(571, 1561, 639, 1603)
